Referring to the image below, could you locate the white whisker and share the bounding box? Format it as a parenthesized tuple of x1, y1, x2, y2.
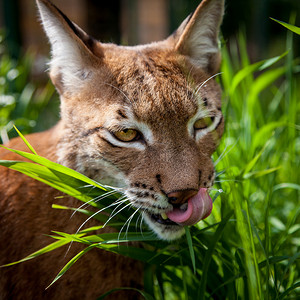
(195, 72, 222, 95)
(214, 138, 239, 167)
(102, 200, 134, 228)
(70, 190, 119, 218)
(75, 198, 126, 234)
(104, 196, 128, 221)
(135, 209, 142, 232)
(139, 209, 147, 238)
(63, 197, 128, 258)
(118, 204, 142, 241)
(103, 83, 132, 104)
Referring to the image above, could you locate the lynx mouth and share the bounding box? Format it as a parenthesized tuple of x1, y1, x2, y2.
(150, 212, 179, 226)
(142, 188, 213, 240)
(149, 203, 189, 226)
(165, 188, 213, 226)
(143, 211, 185, 241)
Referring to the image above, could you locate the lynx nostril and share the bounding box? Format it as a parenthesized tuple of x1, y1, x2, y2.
(167, 189, 198, 205)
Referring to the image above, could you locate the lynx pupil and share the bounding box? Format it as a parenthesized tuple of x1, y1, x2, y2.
(114, 129, 138, 142)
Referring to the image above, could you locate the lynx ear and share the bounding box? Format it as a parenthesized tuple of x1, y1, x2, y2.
(173, 0, 224, 74)
(36, 0, 103, 94)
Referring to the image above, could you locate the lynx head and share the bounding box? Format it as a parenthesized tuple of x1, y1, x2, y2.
(37, 0, 225, 240)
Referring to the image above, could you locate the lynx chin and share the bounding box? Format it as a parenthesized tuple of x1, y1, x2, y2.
(0, 0, 225, 299)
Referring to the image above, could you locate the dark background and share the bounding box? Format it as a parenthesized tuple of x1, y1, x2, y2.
(0, 0, 299, 61)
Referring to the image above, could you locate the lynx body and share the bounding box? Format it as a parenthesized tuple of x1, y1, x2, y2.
(0, 0, 224, 298)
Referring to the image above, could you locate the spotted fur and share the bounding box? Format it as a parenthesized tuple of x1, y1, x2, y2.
(0, 0, 225, 299)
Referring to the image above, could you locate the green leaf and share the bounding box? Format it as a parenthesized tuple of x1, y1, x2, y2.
(278, 282, 300, 300)
(212, 189, 223, 202)
(50, 231, 90, 244)
(273, 183, 300, 192)
(198, 211, 233, 300)
(47, 244, 96, 288)
(243, 166, 281, 179)
(278, 252, 300, 292)
(0, 160, 96, 204)
(13, 125, 37, 155)
(258, 51, 288, 71)
(52, 204, 111, 223)
(271, 18, 300, 35)
(230, 52, 287, 94)
(247, 67, 286, 113)
(95, 243, 178, 265)
(242, 140, 270, 176)
(252, 121, 287, 150)
(1, 239, 70, 267)
(184, 226, 196, 273)
(52, 231, 158, 245)
(211, 255, 293, 295)
(0, 146, 108, 192)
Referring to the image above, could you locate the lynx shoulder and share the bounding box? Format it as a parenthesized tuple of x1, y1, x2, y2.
(0, 0, 225, 299)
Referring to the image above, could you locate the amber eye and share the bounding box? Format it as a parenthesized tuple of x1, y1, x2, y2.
(113, 129, 139, 142)
(194, 117, 214, 130)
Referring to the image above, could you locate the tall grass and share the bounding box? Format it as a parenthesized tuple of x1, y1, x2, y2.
(0, 31, 59, 144)
(213, 30, 300, 299)
(0, 24, 299, 299)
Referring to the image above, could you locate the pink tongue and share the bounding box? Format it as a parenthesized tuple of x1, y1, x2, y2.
(166, 188, 212, 226)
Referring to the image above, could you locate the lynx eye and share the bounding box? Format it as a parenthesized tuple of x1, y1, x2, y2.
(113, 129, 139, 142)
(194, 117, 214, 130)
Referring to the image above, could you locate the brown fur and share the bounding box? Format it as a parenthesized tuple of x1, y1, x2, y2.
(0, 0, 225, 299)
(0, 127, 143, 300)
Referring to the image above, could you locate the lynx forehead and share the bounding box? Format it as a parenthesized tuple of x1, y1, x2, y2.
(37, 0, 225, 240)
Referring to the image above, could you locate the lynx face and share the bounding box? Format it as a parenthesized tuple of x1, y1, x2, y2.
(37, 0, 225, 240)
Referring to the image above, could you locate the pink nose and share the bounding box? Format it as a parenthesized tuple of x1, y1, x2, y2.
(167, 189, 198, 205)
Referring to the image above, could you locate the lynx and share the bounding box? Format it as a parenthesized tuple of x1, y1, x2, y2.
(0, 0, 225, 298)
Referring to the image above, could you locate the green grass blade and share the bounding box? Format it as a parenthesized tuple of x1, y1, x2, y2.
(0, 160, 97, 204)
(242, 141, 269, 176)
(252, 121, 287, 151)
(277, 282, 300, 300)
(243, 166, 281, 180)
(247, 67, 286, 118)
(52, 204, 111, 223)
(51, 231, 158, 245)
(184, 226, 196, 274)
(47, 244, 96, 289)
(13, 125, 37, 155)
(1, 239, 70, 267)
(278, 252, 300, 292)
(95, 243, 179, 265)
(258, 51, 288, 71)
(273, 183, 300, 192)
(180, 256, 189, 300)
(197, 211, 233, 300)
(244, 203, 262, 298)
(0, 146, 108, 191)
(270, 18, 300, 35)
(210, 255, 294, 296)
(230, 52, 287, 94)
